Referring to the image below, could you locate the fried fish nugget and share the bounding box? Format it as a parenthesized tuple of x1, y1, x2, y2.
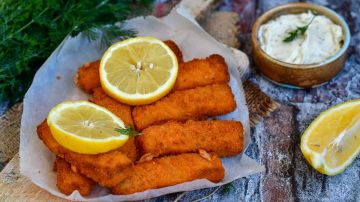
(117, 136, 138, 162)
(55, 157, 95, 196)
(75, 40, 183, 93)
(173, 54, 230, 91)
(75, 60, 101, 93)
(90, 87, 133, 126)
(90, 87, 138, 161)
(164, 40, 183, 64)
(138, 120, 243, 157)
(37, 120, 132, 187)
(132, 84, 237, 130)
(111, 152, 224, 195)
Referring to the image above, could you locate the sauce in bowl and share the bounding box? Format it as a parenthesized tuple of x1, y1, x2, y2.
(258, 11, 343, 65)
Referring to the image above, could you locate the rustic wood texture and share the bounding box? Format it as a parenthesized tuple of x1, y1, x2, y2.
(179, 0, 222, 21)
(221, 0, 360, 201)
(0, 154, 66, 202)
(201, 11, 240, 48)
(243, 81, 280, 127)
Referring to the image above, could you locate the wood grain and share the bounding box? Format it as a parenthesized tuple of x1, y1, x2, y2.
(201, 11, 240, 48)
(0, 154, 66, 202)
(179, 0, 222, 21)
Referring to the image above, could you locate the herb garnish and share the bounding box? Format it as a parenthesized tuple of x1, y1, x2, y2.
(222, 183, 234, 194)
(283, 16, 315, 42)
(0, 0, 154, 106)
(115, 126, 142, 136)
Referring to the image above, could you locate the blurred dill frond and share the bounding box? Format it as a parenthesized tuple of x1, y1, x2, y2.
(0, 0, 154, 105)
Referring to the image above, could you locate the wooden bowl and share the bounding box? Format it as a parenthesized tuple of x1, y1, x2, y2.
(251, 2, 351, 89)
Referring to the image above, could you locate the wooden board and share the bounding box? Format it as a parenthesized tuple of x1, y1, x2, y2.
(0, 154, 66, 202)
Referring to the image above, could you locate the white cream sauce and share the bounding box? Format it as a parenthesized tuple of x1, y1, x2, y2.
(259, 11, 343, 64)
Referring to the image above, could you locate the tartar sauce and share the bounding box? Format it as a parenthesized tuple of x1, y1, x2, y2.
(258, 11, 343, 64)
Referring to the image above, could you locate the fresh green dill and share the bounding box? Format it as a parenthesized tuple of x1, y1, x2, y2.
(0, 0, 154, 106)
(115, 126, 142, 136)
(283, 16, 315, 42)
(222, 183, 234, 194)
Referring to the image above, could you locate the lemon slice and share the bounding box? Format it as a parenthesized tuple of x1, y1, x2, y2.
(301, 99, 360, 175)
(99, 36, 178, 105)
(47, 101, 129, 154)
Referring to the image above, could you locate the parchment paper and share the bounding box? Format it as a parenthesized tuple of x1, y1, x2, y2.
(20, 6, 265, 201)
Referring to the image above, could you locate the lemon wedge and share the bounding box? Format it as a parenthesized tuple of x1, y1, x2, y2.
(99, 36, 178, 105)
(301, 99, 360, 175)
(47, 101, 129, 154)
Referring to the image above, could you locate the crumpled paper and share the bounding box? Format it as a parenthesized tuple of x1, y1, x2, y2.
(20, 6, 265, 201)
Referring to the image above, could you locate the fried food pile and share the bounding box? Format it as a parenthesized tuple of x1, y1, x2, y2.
(37, 40, 244, 196)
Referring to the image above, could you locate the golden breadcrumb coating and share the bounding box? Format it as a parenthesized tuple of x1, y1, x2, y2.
(55, 157, 95, 196)
(111, 152, 224, 195)
(132, 84, 237, 130)
(37, 120, 133, 187)
(173, 54, 229, 91)
(138, 120, 243, 157)
(90, 87, 134, 127)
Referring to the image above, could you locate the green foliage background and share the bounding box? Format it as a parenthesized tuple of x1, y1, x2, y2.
(0, 0, 154, 105)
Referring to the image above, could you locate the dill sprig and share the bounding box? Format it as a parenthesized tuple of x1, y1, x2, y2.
(222, 183, 234, 194)
(115, 126, 142, 136)
(0, 0, 154, 105)
(283, 16, 315, 42)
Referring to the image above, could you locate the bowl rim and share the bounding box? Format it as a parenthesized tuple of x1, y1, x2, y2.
(251, 2, 351, 70)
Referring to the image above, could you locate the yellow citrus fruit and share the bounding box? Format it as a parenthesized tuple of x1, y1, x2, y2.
(47, 101, 129, 154)
(301, 99, 360, 175)
(99, 36, 178, 105)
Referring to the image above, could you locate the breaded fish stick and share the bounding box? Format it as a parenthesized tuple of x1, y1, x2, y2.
(163, 40, 183, 64)
(138, 120, 243, 157)
(49, 88, 137, 196)
(90, 87, 138, 161)
(37, 120, 133, 187)
(90, 87, 133, 126)
(75, 60, 101, 93)
(111, 152, 224, 195)
(173, 54, 230, 91)
(75, 40, 183, 93)
(55, 157, 95, 196)
(132, 84, 237, 130)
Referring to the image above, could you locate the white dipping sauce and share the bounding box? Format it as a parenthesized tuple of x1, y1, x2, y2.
(258, 11, 343, 64)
